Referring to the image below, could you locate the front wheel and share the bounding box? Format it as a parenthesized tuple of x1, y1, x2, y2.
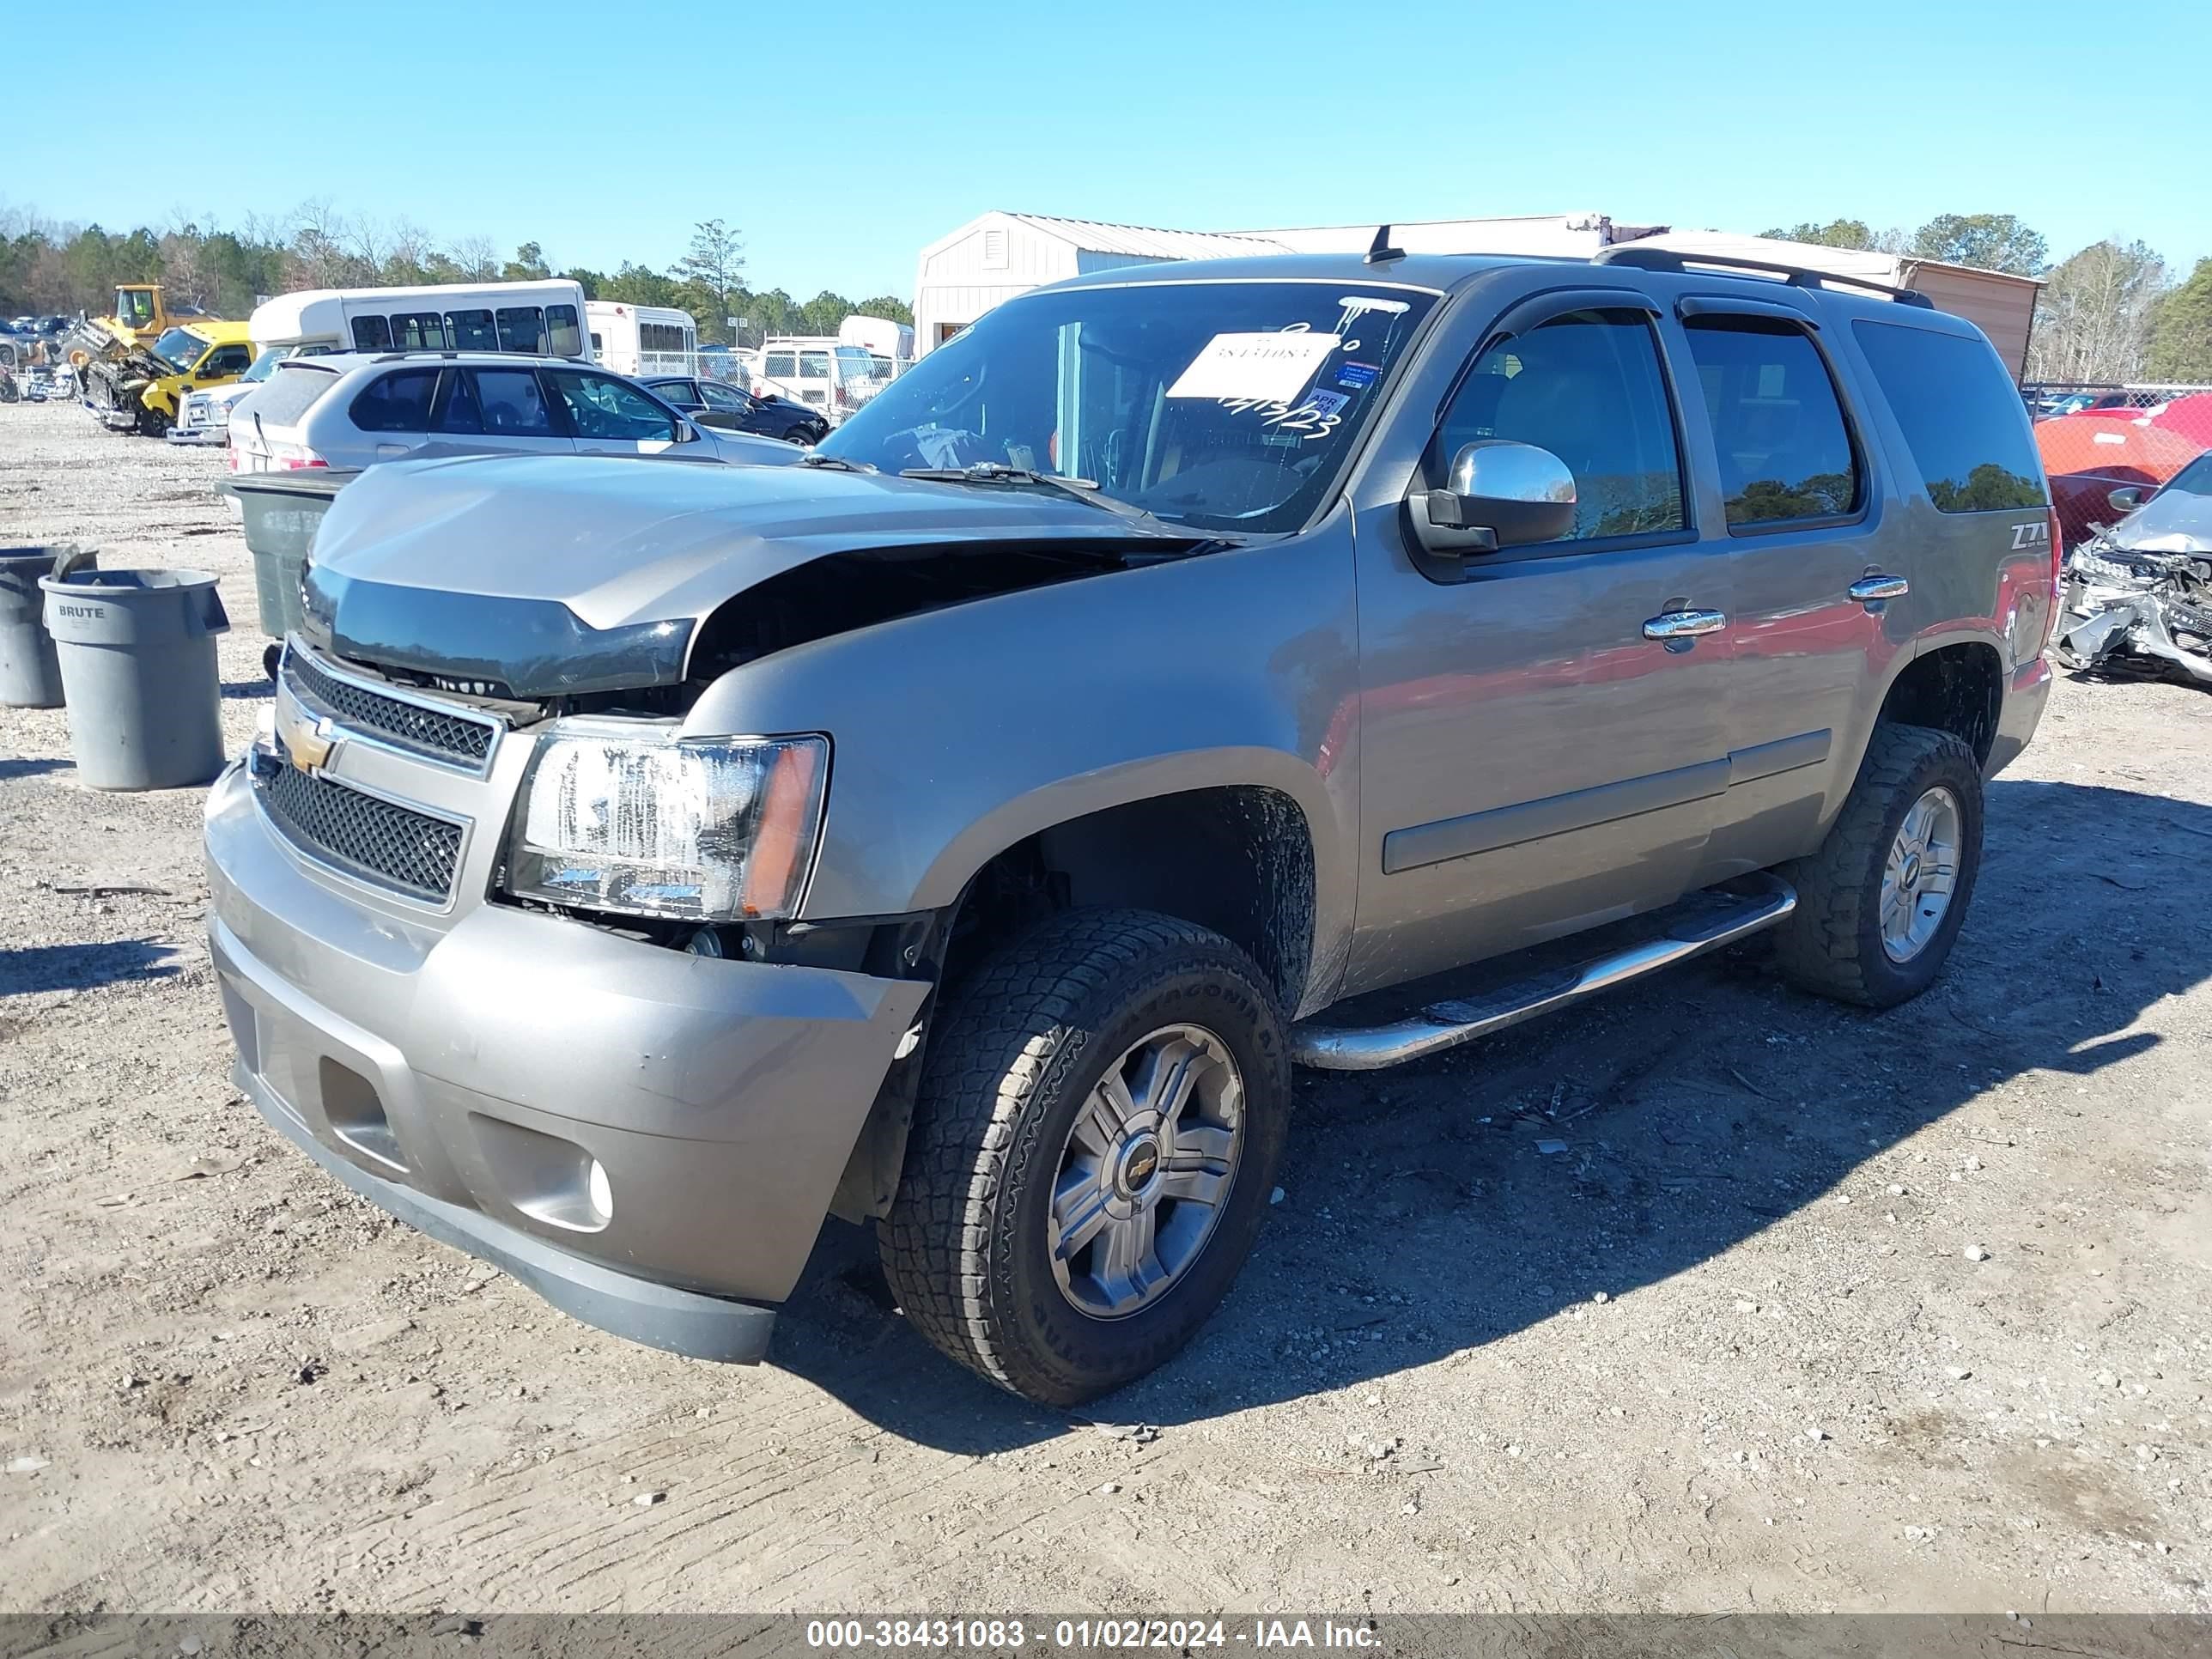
(1772, 723, 1984, 1009)
(879, 908, 1290, 1404)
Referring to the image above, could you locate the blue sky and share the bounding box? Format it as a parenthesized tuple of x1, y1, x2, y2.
(10, 0, 2208, 299)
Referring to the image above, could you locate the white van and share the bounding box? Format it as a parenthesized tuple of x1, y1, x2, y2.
(248, 279, 589, 359)
(838, 314, 914, 380)
(744, 336, 883, 425)
(586, 302, 697, 378)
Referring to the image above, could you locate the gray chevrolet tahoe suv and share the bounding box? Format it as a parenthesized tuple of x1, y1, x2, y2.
(204, 246, 2057, 1404)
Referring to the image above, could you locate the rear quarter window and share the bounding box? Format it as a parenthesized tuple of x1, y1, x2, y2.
(349, 368, 441, 433)
(250, 364, 343, 427)
(1852, 321, 2045, 513)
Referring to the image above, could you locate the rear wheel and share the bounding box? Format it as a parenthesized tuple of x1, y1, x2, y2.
(879, 908, 1289, 1405)
(1773, 723, 1984, 1009)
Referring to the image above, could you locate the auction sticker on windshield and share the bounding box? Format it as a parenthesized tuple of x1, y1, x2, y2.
(1167, 331, 1342, 404)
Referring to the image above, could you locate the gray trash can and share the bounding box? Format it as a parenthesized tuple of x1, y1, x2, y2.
(1, 545, 95, 708)
(40, 567, 230, 790)
(220, 470, 361, 641)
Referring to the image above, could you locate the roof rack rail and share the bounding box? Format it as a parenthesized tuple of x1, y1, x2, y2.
(1590, 245, 1935, 307)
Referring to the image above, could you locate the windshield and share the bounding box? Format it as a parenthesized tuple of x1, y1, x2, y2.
(149, 326, 205, 372)
(242, 347, 289, 383)
(118, 289, 156, 330)
(834, 345, 879, 380)
(2160, 452, 2212, 498)
(817, 280, 1436, 534)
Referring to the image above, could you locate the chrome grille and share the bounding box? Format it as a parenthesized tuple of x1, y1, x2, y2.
(258, 761, 463, 902)
(285, 649, 497, 769)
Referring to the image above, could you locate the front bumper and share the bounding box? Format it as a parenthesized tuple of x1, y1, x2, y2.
(168, 424, 227, 447)
(204, 760, 929, 1362)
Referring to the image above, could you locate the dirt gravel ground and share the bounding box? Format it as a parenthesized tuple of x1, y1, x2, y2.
(1, 398, 2208, 1617)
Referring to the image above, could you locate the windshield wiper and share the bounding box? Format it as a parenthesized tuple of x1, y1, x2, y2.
(797, 453, 874, 472)
(897, 463, 1181, 532)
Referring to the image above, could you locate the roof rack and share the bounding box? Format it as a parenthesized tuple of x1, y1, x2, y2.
(1590, 245, 1934, 307)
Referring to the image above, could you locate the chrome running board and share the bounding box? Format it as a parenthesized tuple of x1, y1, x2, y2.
(1290, 875, 1797, 1072)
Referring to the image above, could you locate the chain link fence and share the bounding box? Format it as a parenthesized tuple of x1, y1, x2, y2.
(2022, 381, 2212, 416)
(2023, 381, 2212, 544)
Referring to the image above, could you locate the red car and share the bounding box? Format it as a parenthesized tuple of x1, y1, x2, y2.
(2038, 395, 2212, 546)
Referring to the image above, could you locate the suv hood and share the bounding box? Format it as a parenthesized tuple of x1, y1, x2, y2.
(302, 453, 1204, 696)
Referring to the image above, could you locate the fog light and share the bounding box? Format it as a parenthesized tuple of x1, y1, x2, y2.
(586, 1158, 613, 1223)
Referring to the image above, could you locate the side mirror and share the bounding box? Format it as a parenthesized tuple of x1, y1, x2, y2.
(2106, 484, 2146, 514)
(1407, 440, 1577, 556)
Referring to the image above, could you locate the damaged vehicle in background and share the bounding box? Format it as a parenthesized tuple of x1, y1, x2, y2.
(86, 318, 256, 435)
(2057, 449, 2212, 686)
(203, 246, 2057, 1407)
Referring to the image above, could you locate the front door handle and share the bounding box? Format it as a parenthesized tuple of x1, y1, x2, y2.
(1643, 609, 1729, 641)
(1849, 574, 1910, 605)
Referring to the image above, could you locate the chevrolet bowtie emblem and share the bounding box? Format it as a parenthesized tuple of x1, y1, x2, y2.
(274, 684, 337, 773)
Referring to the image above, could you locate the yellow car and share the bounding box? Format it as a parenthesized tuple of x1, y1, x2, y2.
(86, 318, 254, 436)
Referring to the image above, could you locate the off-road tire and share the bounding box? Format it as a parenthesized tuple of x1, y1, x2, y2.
(879, 908, 1290, 1405)
(1772, 722, 1984, 1009)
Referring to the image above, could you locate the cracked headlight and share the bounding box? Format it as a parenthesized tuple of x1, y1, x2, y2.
(505, 719, 827, 921)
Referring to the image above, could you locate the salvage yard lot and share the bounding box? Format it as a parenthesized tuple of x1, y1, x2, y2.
(1, 398, 2207, 1613)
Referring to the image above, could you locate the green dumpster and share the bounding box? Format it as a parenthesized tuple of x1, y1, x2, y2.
(220, 470, 362, 641)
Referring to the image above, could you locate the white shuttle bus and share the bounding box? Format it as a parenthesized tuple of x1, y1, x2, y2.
(585, 302, 697, 378)
(247, 279, 590, 359)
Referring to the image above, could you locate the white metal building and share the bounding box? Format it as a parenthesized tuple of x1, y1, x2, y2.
(913, 213, 1285, 354)
(912, 211, 2042, 376)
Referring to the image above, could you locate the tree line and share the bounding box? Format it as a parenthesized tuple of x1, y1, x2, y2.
(1761, 212, 2212, 384)
(0, 202, 912, 349)
(8, 198, 2208, 386)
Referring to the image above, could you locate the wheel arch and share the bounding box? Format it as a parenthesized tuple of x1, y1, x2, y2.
(826, 767, 1334, 1228)
(1875, 637, 2007, 770)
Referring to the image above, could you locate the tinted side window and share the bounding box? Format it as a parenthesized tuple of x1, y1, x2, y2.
(446, 308, 497, 350)
(699, 382, 750, 412)
(349, 368, 440, 434)
(656, 380, 702, 407)
(1682, 317, 1860, 526)
(349, 314, 392, 351)
(204, 344, 252, 375)
(1439, 309, 1685, 542)
(550, 372, 679, 441)
(799, 350, 830, 377)
(433, 369, 482, 434)
(1852, 321, 2045, 513)
(496, 307, 546, 353)
(473, 369, 554, 435)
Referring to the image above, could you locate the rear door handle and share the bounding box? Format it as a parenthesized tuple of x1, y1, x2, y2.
(1643, 609, 1729, 641)
(1849, 574, 1910, 605)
